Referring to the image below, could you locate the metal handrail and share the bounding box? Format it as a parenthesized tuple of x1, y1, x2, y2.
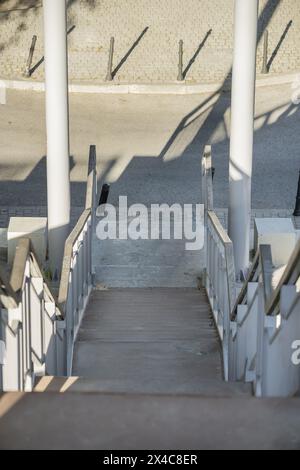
(202, 145, 214, 212)
(85, 145, 97, 211)
(203, 146, 236, 381)
(230, 250, 260, 321)
(0, 238, 60, 312)
(202, 144, 300, 395)
(58, 209, 91, 312)
(58, 145, 97, 315)
(230, 239, 300, 320)
(0, 145, 97, 389)
(207, 211, 236, 313)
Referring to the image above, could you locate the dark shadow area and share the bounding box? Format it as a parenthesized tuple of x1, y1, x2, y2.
(0, 155, 76, 210)
(29, 24, 76, 76)
(0, 1, 40, 13)
(112, 27, 149, 79)
(182, 29, 212, 79)
(267, 20, 293, 72)
(0, 0, 96, 12)
(102, 100, 299, 212)
(0, 2, 40, 55)
(67, 0, 96, 8)
(0, 0, 93, 54)
(0, 97, 298, 232)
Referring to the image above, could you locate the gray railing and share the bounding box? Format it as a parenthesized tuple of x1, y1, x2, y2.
(202, 145, 300, 396)
(202, 145, 236, 381)
(0, 239, 65, 391)
(58, 146, 97, 373)
(229, 240, 300, 396)
(0, 145, 98, 391)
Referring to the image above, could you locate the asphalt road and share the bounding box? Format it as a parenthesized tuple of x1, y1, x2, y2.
(0, 83, 299, 211)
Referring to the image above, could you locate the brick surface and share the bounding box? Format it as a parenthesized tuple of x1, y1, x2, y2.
(0, 0, 299, 84)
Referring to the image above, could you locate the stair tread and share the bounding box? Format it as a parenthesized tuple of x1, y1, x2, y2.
(34, 375, 252, 397)
(1, 391, 300, 450)
(71, 287, 252, 397)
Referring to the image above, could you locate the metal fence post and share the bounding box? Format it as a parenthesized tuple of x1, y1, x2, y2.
(261, 30, 269, 74)
(25, 35, 37, 77)
(106, 37, 115, 81)
(177, 40, 184, 81)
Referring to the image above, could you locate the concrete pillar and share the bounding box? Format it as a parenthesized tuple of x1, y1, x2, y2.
(228, 0, 259, 279)
(43, 0, 70, 278)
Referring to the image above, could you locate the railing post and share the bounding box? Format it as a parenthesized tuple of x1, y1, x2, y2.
(254, 284, 266, 397)
(106, 37, 115, 81)
(177, 40, 184, 81)
(261, 29, 269, 74)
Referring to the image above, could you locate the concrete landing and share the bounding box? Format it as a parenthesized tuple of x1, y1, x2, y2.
(93, 238, 203, 288)
(93, 210, 204, 288)
(72, 288, 250, 396)
(1, 392, 300, 449)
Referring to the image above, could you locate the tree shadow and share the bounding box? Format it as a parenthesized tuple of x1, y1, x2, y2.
(0, 1, 40, 54)
(0, 0, 93, 54)
(0, 1, 40, 13)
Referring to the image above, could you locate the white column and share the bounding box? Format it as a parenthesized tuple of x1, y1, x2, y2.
(43, 0, 70, 278)
(228, 0, 259, 279)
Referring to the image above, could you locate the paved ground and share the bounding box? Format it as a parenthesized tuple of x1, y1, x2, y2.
(1, 392, 300, 449)
(0, 0, 299, 83)
(0, 83, 299, 220)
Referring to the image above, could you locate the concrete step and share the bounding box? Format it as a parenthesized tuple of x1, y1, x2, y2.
(34, 375, 252, 397)
(72, 288, 233, 395)
(92, 228, 203, 288)
(1, 391, 300, 449)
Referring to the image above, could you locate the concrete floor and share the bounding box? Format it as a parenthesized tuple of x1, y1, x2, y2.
(0, 83, 299, 210)
(1, 392, 300, 449)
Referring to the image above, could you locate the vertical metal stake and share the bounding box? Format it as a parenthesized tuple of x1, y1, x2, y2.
(106, 37, 114, 81)
(25, 35, 37, 77)
(177, 40, 184, 81)
(261, 29, 268, 74)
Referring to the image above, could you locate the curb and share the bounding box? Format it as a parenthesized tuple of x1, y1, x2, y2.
(0, 71, 299, 95)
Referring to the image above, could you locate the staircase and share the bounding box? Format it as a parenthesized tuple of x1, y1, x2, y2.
(3, 269, 300, 449)
(1, 273, 300, 449)
(37, 287, 250, 397)
(1, 145, 300, 449)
